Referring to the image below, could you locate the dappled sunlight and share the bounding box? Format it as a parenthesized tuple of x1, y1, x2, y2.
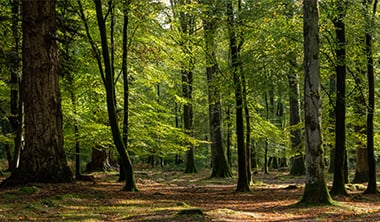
(1, 169, 380, 221)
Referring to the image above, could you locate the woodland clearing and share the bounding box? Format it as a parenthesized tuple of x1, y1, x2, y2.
(0, 166, 380, 221)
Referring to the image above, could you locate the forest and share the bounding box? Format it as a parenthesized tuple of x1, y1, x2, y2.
(0, 0, 380, 221)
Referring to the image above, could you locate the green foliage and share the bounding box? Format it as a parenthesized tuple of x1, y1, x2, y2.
(1, 0, 380, 173)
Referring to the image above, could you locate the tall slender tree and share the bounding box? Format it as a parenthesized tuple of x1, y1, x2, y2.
(300, 0, 332, 204)
(330, 0, 348, 196)
(120, 0, 132, 182)
(93, 0, 138, 191)
(170, 0, 197, 173)
(2, 0, 73, 186)
(199, 0, 232, 178)
(364, 0, 378, 194)
(227, 0, 249, 192)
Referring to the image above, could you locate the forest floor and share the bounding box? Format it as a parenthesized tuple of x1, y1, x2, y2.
(1, 165, 380, 221)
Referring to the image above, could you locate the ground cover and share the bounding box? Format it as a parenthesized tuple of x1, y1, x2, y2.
(0, 166, 380, 221)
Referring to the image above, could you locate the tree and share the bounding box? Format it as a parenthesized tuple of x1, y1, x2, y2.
(120, 0, 132, 182)
(330, 0, 348, 197)
(364, 0, 378, 194)
(93, 0, 138, 191)
(170, 0, 197, 173)
(199, 0, 232, 178)
(227, 0, 249, 192)
(1, 0, 73, 186)
(300, 0, 332, 204)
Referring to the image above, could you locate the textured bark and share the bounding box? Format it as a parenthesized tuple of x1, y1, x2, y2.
(330, 2, 348, 196)
(300, 0, 332, 204)
(2, 0, 73, 186)
(199, 0, 231, 178)
(94, 0, 137, 191)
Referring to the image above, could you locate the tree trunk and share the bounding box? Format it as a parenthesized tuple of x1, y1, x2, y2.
(227, 0, 249, 192)
(85, 147, 112, 172)
(94, 0, 137, 191)
(352, 67, 368, 183)
(288, 55, 305, 176)
(171, 0, 197, 174)
(242, 73, 251, 182)
(2, 0, 73, 186)
(364, 0, 378, 194)
(327, 76, 336, 174)
(226, 105, 232, 167)
(330, 2, 348, 196)
(352, 146, 368, 183)
(121, 0, 131, 182)
(300, 0, 332, 205)
(199, 0, 231, 178)
(251, 139, 258, 173)
(182, 69, 196, 174)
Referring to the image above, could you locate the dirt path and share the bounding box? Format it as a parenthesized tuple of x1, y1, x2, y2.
(1, 169, 380, 221)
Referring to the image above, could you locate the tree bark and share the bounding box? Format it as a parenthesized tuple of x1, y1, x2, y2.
(94, 0, 137, 191)
(330, 1, 348, 196)
(2, 0, 73, 186)
(199, 0, 232, 178)
(364, 0, 378, 194)
(120, 0, 131, 182)
(300, 0, 332, 205)
(227, 0, 249, 192)
(327, 75, 336, 174)
(85, 147, 112, 172)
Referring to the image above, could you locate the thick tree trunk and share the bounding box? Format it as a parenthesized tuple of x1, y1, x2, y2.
(330, 3, 348, 196)
(2, 0, 73, 186)
(94, 0, 137, 191)
(300, 0, 332, 205)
